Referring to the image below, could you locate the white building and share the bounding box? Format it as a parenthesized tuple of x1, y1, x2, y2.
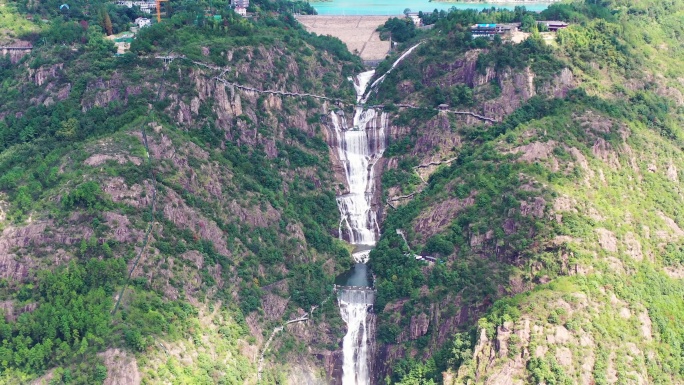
(135, 17, 151, 28)
(406, 12, 421, 27)
(235, 6, 247, 16)
(116, 0, 155, 14)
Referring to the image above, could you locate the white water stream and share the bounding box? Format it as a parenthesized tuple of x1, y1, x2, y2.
(334, 45, 420, 385)
(340, 300, 372, 385)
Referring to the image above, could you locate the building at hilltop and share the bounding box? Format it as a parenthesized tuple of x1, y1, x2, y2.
(231, 0, 249, 16)
(116, 0, 155, 14)
(135, 17, 151, 28)
(406, 12, 421, 27)
(470, 23, 519, 38)
(537, 20, 569, 32)
(231, 0, 249, 7)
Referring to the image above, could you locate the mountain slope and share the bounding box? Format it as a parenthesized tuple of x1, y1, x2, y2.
(366, 1, 684, 383)
(0, 1, 362, 383)
(1, 0, 684, 384)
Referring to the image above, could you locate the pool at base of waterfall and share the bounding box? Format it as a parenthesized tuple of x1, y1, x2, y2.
(336, 263, 372, 287)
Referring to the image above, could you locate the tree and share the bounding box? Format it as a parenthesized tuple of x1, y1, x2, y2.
(57, 118, 79, 140)
(63, 181, 106, 210)
(379, 17, 417, 43)
(404, 8, 411, 17)
(103, 11, 113, 36)
(521, 14, 537, 33)
(15, 186, 32, 213)
(77, 337, 88, 359)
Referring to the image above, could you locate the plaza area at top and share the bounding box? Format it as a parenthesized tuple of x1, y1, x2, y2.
(296, 15, 392, 62)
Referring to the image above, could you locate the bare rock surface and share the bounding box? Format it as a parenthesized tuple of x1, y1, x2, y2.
(664, 266, 684, 279)
(658, 212, 684, 238)
(103, 212, 141, 243)
(98, 348, 141, 385)
(596, 228, 617, 253)
(261, 292, 289, 321)
(162, 189, 230, 256)
(0, 221, 90, 281)
(624, 232, 643, 261)
(103, 177, 154, 208)
(512, 140, 556, 162)
(638, 310, 652, 341)
(413, 195, 475, 241)
(30, 63, 63, 86)
(520, 197, 546, 218)
(84, 154, 142, 167)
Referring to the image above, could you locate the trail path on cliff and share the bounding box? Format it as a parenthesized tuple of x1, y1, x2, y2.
(386, 156, 459, 208)
(256, 294, 333, 382)
(112, 125, 158, 315)
(180, 57, 499, 123)
(112, 57, 170, 315)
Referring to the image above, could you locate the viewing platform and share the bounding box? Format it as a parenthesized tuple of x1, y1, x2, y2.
(1, 45, 33, 56)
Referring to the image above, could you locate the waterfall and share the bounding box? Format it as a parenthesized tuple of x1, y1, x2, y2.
(339, 300, 372, 385)
(332, 46, 420, 385)
(331, 108, 386, 263)
(332, 70, 385, 385)
(362, 42, 421, 103)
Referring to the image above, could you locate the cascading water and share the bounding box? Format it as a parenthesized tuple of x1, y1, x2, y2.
(332, 44, 421, 385)
(331, 107, 386, 263)
(339, 298, 372, 385)
(332, 70, 384, 385)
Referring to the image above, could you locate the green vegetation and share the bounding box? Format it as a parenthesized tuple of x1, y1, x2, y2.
(0, 0, 39, 40)
(1, 0, 684, 383)
(0, 0, 359, 382)
(377, 17, 416, 43)
(372, 1, 684, 383)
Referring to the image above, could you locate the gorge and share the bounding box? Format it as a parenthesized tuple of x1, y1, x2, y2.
(2, 1, 684, 384)
(328, 45, 420, 384)
(329, 71, 385, 385)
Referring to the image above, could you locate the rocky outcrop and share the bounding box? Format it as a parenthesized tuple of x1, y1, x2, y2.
(29, 63, 63, 86)
(1, 40, 32, 63)
(103, 212, 142, 243)
(103, 177, 154, 209)
(422, 50, 574, 122)
(81, 73, 144, 110)
(0, 221, 90, 282)
(413, 195, 475, 241)
(84, 154, 142, 167)
(0, 300, 37, 322)
(261, 291, 289, 322)
(162, 189, 231, 256)
(98, 349, 141, 385)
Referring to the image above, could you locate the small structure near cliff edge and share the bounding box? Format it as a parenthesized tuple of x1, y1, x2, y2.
(135, 17, 151, 28)
(537, 20, 569, 32)
(406, 12, 421, 27)
(470, 23, 519, 38)
(231, 0, 248, 16)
